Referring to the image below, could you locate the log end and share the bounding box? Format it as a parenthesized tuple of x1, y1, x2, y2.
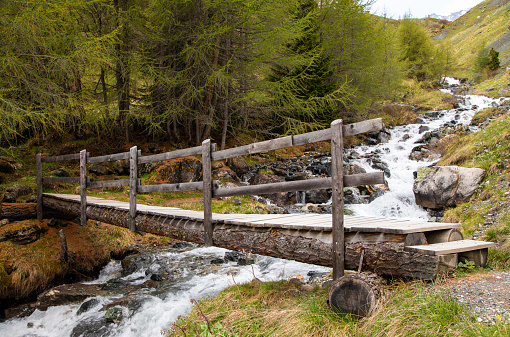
(326, 273, 381, 318)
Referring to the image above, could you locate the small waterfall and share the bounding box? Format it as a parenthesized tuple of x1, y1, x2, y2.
(296, 191, 306, 205)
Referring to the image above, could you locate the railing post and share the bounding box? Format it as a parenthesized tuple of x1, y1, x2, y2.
(331, 119, 345, 280)
(80, 150, 87, 226)
(202, 139, 213, 246)
(129, 146, 138, 232)
(36, 153, 43, 220)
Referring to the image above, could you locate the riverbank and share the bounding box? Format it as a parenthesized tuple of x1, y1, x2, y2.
(0, 218, 173, 318)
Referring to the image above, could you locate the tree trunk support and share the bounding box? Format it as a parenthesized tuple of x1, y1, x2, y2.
(129, 146, 138, 231)
(202, 139, 213, 246)
(79, 150, 87, 226)
(331, 119, 345, 280)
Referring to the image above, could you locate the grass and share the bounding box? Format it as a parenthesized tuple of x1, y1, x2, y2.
(439, 0, 510, 78)
(439, 108, 510, 268)
(178, 196, 270, 214)
(163, 279, 510, 337)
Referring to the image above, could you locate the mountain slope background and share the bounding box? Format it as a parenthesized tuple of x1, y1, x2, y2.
(435, 0, 510, 74)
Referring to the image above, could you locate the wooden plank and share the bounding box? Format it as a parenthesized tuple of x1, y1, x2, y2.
(249, 136, 293, 154)
(343, 118, 383, 137)
(88, 151, 134, 164)
(129, 146, 138, 231)
(79, 150, 87, 226)
(202, 139, 213, 246)
(43, 177, 81, 184)
(213, 178, 331, 198)
(36, 153, 43, 220)
(331, 119, 345, 280)
(211, 145, 251, 161)
(346, 222, 462, 234)
(344, 172, 385, 187)
(405, 240, 495, 256)
(87, 179, 133, 189)
(213, 173, 384, 198)
(293, 129, 332, 146)
(138, 146, 202, 164)
(137, 181, 219, 194)
(42, 153, 80, 163)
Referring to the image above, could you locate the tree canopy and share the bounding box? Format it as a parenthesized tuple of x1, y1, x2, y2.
(0, 0, 410, 147)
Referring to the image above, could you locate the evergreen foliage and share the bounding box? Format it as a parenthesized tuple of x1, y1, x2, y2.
(474, 47, 501, 80)
(0, 0, 406, 146)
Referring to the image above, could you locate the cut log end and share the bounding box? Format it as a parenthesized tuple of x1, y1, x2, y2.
(326, 273, 381, 318)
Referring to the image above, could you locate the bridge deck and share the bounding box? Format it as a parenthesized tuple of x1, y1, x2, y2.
(45, 193, 461, 235)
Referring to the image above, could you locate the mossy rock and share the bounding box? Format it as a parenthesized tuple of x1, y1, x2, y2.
(0, 220, 45, 245)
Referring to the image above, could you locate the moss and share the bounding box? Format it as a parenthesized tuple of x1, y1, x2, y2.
(416, 166, 435, 180)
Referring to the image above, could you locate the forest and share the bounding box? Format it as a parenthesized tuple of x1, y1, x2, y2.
(0, 0, 453, 149)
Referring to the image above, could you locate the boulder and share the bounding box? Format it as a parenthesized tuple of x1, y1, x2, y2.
(156, 158, 202, 184)
(305, 189, 331, 204)
(50, 168, 71, 177)
(3, 184, 33, 203)
(212, 168, 238, 181)
(413, 166, 486, 209)
(36, 283, 107, 311)
(226, 157, 249, 177)
(88, 164, 109, 176)
(113, 160, 130, 176)
(0, 221, 45, 245)
(0, 157, 16, 174)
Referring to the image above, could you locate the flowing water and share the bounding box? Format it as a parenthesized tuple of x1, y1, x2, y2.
(347, 79, 503, 220)
(0, 78, 504, 336)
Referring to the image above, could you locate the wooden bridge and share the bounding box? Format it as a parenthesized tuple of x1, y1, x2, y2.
(36, 119, 494, 281)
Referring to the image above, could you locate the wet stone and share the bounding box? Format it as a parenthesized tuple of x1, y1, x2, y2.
(77, 298, 100, 316)
(105, 307, 123, 324)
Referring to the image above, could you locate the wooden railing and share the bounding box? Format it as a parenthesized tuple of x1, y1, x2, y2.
(36, 118, 385, 279)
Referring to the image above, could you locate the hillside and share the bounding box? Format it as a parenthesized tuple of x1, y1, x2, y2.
(434, 0, 510, 75)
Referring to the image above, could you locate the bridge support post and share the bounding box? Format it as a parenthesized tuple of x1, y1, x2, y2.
(36, 153, 43, 220)
(202, 139, 213, 246)
(80, 150, 87, 226)
(331, 119, 345, 280)
(129, 146, 138, 231)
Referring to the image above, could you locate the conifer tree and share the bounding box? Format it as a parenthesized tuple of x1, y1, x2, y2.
(268, 0, 340, 134)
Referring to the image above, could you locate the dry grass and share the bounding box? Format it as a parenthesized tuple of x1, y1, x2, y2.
(165, 279, 510, 337)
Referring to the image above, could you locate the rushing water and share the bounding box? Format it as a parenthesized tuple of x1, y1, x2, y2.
(347, 79, 502, 220)
(0, 245, 329, 337)
(0, 78, 504, 337)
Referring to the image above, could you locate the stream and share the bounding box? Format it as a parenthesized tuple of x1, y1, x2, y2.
(0, 78, 504, 337)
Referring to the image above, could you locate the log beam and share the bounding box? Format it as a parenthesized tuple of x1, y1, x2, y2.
(43, 196, 455, 280)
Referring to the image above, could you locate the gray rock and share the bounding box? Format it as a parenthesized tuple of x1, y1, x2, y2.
(157, 158, 202, 183)
(226, 157, 249, 177)
(50, 168, 71, 177)
(413, 166, 486, 208)
(113, 160, 130, 176)
(3, 184, 33, 202)
(71, 317, 111, 337)
(36, 284, 107, 311)
(418, 125, 430, 134)
(305, 189, 331, 204)
(77, 298, 100, 316)
(0, 222, 45, 245)
(344, 187, 367, 204)
(89, 164, 109, 176)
